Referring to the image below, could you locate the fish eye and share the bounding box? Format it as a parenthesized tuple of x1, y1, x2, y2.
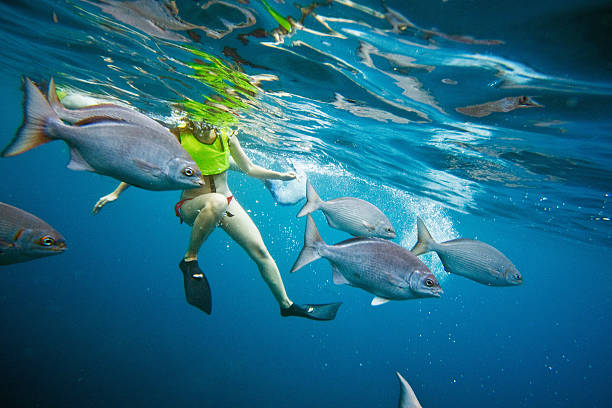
(40, 236, 55, 246)
(183, 167, 194, 177)
(386, 227, 393, 232)
(514, 273, 521, 280)
(425, 279, 434, 287)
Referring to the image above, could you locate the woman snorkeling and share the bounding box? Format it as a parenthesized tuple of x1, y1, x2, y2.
(94, 119, 341, 321)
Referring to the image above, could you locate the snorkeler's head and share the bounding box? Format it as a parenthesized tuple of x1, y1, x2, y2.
(182, 119, 219, 143)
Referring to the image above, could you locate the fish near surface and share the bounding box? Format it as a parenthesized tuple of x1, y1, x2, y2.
(291, 215, 442, 305)
(456, 96, 543, 118)
(396, 372, 422, 408)
(411, 217, 522, 286)
(296, 179, 396, 239)
(1, 78, 204, 191)
(0, 203, 66, 265)
(46, 78, 169, 133)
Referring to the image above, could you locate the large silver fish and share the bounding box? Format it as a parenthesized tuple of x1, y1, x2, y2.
(411, 217, 522, 286)
(0, 202, 66, 265)
(291, 215, 442, 305)
(397, 372, 422, 408)
(46, 79, 169, 133)
(296, 180, 396, 239)
(1, 78, 204, 191)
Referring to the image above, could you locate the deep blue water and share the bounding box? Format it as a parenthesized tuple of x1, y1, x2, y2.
(0, 0, 611, 407)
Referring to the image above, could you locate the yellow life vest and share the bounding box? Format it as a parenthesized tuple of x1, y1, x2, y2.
(179, 128, 230, 175)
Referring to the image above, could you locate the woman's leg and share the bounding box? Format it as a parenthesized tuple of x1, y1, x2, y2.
(180, 193, 229, 261)
(219, 198, 292, 309)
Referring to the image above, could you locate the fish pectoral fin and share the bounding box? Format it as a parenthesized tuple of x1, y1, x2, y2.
(371, 296, 391, 306)
(331, 264, 350, 285)
(362, 220, 375, 231)
(133, 158, 162, 176)
(324, 212, 338, 229)
(0, 238, 15, 249)
(67, 147, 96, 172)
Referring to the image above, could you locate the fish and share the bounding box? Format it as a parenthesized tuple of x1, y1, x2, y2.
(0, 202, 66, 265)
(291, 215, 442, 305)
(456, 96, 543, 118)
(296, 180, 396, 239)
(396, 372, 422, 408)
(46, 79, 169, 133)
(1, 78, 204, 191)
(411, 217, 522, 286)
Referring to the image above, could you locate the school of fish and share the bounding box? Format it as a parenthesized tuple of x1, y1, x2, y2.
(1, 74, 523, 408)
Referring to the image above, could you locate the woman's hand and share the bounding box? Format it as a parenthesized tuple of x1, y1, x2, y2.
(92, 192, 119, 215)
(278, 171, 297, 181)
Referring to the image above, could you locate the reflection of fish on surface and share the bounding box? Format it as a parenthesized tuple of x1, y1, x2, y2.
(83, 0, 255, 41)
(411, 217, 522, 286)
(456, 96, 543, 118)
(0, 203, 66, 266)
(1, 78, 204, 191)
(291, 215, 442, 305)
(297, 180, 396, 239)
(396, 372, 422, 408)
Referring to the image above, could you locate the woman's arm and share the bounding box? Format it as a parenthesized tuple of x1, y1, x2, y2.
(92, 182, 130, 214)
(229, 134, 296, 181)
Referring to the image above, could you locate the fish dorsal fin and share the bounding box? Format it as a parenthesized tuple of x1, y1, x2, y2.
(67, 147, 95, 172)
(332, 264, 350, 285)
(74, 116, 126, 126)
(396, 372, 422, 408)
(371, 296, 391, 306)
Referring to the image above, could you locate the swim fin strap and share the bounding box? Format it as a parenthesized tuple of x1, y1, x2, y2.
(179, 259, 212, 315)
(280, 302, 342, 321)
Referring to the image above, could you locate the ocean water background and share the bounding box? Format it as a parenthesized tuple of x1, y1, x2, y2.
(0, 0, 610, 407)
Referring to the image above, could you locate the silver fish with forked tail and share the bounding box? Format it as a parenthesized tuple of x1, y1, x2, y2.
(0, 202, 66, 265)
(296, 179, 396, 239)
(1, 78, 204, 191)
(291, 215, 442, 305)
(411, 217, 522, 286)
(46, 78, 169, 133)
(397, 372, 422, 408)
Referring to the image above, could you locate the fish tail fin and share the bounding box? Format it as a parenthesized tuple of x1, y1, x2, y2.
(296, 179, 322, 217)
(410, 217, 436, 256)
(1, 78, 57, 157)
(290, 214, 325, 273)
